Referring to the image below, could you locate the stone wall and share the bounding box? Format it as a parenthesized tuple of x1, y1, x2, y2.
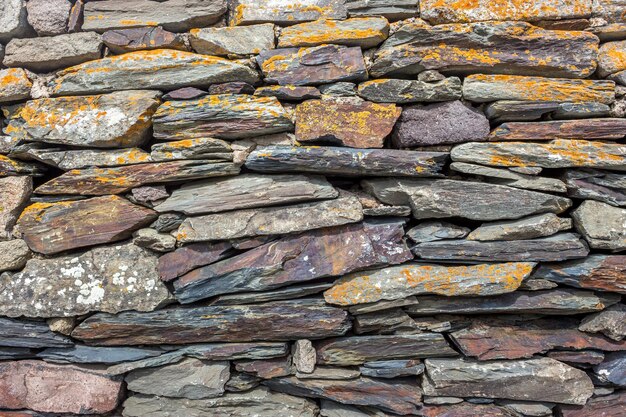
(0, 0, 625, 415)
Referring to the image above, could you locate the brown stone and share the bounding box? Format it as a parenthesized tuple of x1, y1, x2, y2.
(102, 27, 188, 54)
(489, 119, 626, 141)
(235, 356, 293, 379)
(559, 391, 626, 417)
(422, 404, 524, 417)
(17, 196, 156, 255)
(158, 241, 234, 282)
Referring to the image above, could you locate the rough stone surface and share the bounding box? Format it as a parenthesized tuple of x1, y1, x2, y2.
(0, 176, 31, 239)
(467, 213, 572, 241)
(0, 68, 32, 104)
(559, 391, 626, 417)
(357, 77, 462, 103)
(573, 200, 626, 250)
(489, 119, 626, 141)
(278, 17, 389, 49)
(190, 24, 276, 56)
(133, 228, 176, 252)
(0, 239, 30, 272)
(0, 0, 31, 43)
(293, 340, 316, 374)
(533, 255, 626, 293)
(0, 242, 171, 317)
(345, 0, 418, 20)
(230, 0, 347, 25)
(594, 352, 626, 386)
(103, 27, 188, 54)
(598, 40, 626, 77)
(0, 318, 73, 348)
(158, 241, 233, 282)
(406, 221, 469, 243)
(14, 147, 152, 170)
(579, 304, 626, 341)
(38, 345, 163, 364)
(563, 169, 626, 206)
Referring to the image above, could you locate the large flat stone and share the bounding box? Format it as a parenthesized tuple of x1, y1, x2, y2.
(421, 404, 524, 417)
(230, 0, 347, 25)
(257, 45, 366, 86)
(48, 49, 259, 96)
(35, 160, 240, 195)
(245, 146, 448, 177)
(153, 95, 293, 141)
(0, 68, 32, 103)
(158, 241, 234, 282)
(3, 32, 103, 72)
(362, 178, 572, 220)
(489, 118, 626, 141)
(370, 20, 599, 78)
(173, 219, 411, 304)
(463, 74, 615, 104)
(83, 0, 227, 32)
(176, 194, 363, 242)
(0, 242, 171, 318)
(467, 213, 572, 241)
(450, 139, 626, 170)
(423, 357, 593, 405)
(189, 24, 276, 56)
(315, 334, 456, 365)
(17, 147, 152, 170)
(38, 345, 163, 364)
(3, 90, 161, 148)
(0, 176, 31, 239)
(278, 17, 389, 48)
(533, 254, 626, 293)
(156, 173, 337, 215)
(103, 27, 188, 54)
(324, 262, 533, 306)
(150, 138, 232, 162)
(17, 196, 155, 254)
(71, 300, 351, 345)
(357, 77, 462, 103)
(345, 0, 419, 20)
(572, 200, 626, 250)
(0, 318, 73, 348)
(0, 360, 123, 414)
(562, 169, 626, 206)
(484, 100, 610, 123)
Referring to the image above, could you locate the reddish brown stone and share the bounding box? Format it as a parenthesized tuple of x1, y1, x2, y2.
(255, 85, 321, 101)
(158, 241, 234, 282)
(534, 255, 626, 294)
(162, 87, 208, 100)
(0, 360, 122, 414)
(235, 357, 293, 379)
(489, 119, 626, 141)
(559, 391, 626, 417)
(102, 26, 187, 54)
(208, 82, 255, 95)
(17, 196, 156, 255)
(547, 350, 605, 365)
(422, 404, 518, 417)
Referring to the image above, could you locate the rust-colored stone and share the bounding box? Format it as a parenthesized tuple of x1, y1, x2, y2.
(534, 255, 626, 294)
(559, 391, 626, 417)
(489, 119, 626, 141)
(158, 241, 234, 282)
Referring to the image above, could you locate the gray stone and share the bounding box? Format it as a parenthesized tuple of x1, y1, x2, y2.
(0, 68, 32, 103)
(102, 27, 188, 54)
(360, 360, 424, 379)
(500, 401, 554, 417)
(38, 345, 163, 364)
(598, 40, 626, 77)
(391, 101, 490, 147)
(226, 372, 261, 392)
(489, 118, 626, 141)
(406, 221, 470, 243)
(122, 388, 319, 417)
(362, 178, 572, 221)
(152, 213, 185, 233)
(572, 200, 626, 250)
(49, 49, 259, 96)
(26, 0, 71, 35)
(133, 228, 176, 252)
(352, 308, 420, 334)
(0, 176, 31, 239)
(254, 85, 321, 101)
(423, 357, 594, 405)
(579, 304, 626, 341)
(485, 100, 562, 122)
(156, 174, 337, 215)
(563, 169, 626, 206)
(594, 352, 626, 386)
(0, 239, 30, 272)
(175, 194, 363, 242)
(345, 0, 419, 20)
(0, 0, 31, 43)
(12, 146, 153, 170)
(418, 70, 446, 82)
(423, 397, 463, 405)
(230, 0, 347, 25)
(450, 162, 568, 193)
(83, 0, 227, 32)
(553, 102, 612, 119)
(46, 317, 76, 336)
(0, 317, 73, 348)
(278, 17, 389, 49)
(293, 340, 316, 374)
(296, 367, 361, 380)
(467, 213, 572, 241)
(126, 358, 229, 399)
(348, 297, 419, 315)
(319, 82, 357, 96)
(190, 24, 276, 57)
(3, 32, 103, 73)
(519, 278, 558, 291)
(210, 282, 334, 306)
(0, 242, 172, 318)
(357, 77, 462, 103)
(129, 186, 169, 207)
(150, 138, 232, 162)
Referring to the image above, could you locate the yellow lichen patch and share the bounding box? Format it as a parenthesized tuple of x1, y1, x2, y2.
(278, 17, 389, 48)
(598, 40, 626, 76)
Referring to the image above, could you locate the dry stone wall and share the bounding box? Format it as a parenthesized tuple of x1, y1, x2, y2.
(0, 0, 625, 416)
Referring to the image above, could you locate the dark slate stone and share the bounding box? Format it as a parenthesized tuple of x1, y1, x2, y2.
(0, 318, 73, 348)
(38, 345, 164, 364)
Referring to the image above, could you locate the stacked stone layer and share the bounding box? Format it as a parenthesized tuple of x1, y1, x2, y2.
(0, 0, 625, 416)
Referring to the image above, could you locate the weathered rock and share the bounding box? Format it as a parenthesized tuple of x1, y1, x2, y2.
(0, 361, 122, 413)
(3, 90, 161, 148)
(345, 0, 419, 20)
(0, 176, 31, 239)
(3, 32, 103, 73)
(295, 98, 400, 148)
(47, 317, 76, 336)
(559, 391, 626, 417)
(547, 350, 605, 366)
(265, 376, 422, 415)
(67, 0, 84, 32)
(598, 40, 626, 77)
(594, 352, 626, 386)
(0, 155, 45, 176)
(484, 100, 599, 122)
(362, 178, 572, 220)
(38, 345, 163, 364)
(152, 213, 185, 233)
(0, 318, 73, 348)
(122, 388, 319, 417)
(467, 214, 572, 241)
(226, 372, 261, 392)
(450, 162, 567, 193)
(236, 356, 293, 379)
(450, 139, 626, 170)
(26, 0, 71, 35)
(423, 357, 594, 405)
(246, 146, 448, 177)
(279, 17, 389, 49)
(83, 0, 227, 32)
(579, 304, 626, 341)
(17, 196, 156, 254)
(173, 219, 411, 304)
(257, 45, 367, 86)
(158, 242, 233, 282)
(230, 0, 347, 25)
(406, 221, 469, 243)
(572, 200, 626, 250)
(0, 242, 171, 318)
(316, 334, 456, 365)
(209, 81, 256, 95)
(71, 300, 351, 345)
(254, 85, 321, 101)
(352, 308, 420, 334)
(463, 74, 616, 104)
(420, 0, 592, 24)
(404, 289, 620, 316)
(103, 27, 188, 54)
(14, 147, 152, 170)
(49, 49, 259, 96)
(413, 233, 589, 262)
(370, 20, 599, 78)
(128, 186, 169, 207)
(126, 358, 229, 399)
(35, 160, 240, 195)
(176, 194, 363, 242)
(293, 340, 316, 374)
(150, 138, 232, 162)
(0, 68, 32, 103)
(357, 77, 462, 103)
(190, 24, 275, 56)
(0, 0, 31, 42)
(520, 278, 559, 291)
(0, 239, 30, 272)
(450, 318, 626, 360)
(153, 95, 292, 141)
(563, 169, 626, 206)
(392, 100, 489, 147)
(319, 81, 357, 96)
(489, 119, 626, 141)
(163, 87, 208, 101)
(325, 262, 533, 306)
(156, 173, 336, 215)
(0, 347, 37, 361)
(533, 255, 626, 293)
(422, 404, 515, 417)
(360, 360, 424, 379)
(297, 367, 361, 381)
(133, 228, 176, 252)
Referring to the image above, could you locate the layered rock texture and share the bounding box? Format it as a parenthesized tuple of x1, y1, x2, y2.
(0, 1, 625, 416)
